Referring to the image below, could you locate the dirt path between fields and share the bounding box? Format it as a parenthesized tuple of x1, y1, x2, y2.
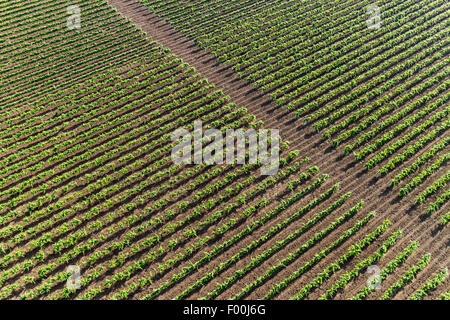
(107, 0, 295, 135)
(105, 0, 449, 300)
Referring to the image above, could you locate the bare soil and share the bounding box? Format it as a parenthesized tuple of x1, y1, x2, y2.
(100, 0, 449, 300)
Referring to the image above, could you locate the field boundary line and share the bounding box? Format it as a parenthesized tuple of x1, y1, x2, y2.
(107, 0, 295, 136)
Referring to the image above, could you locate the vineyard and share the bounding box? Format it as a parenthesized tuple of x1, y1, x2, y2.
(0, 0, 448, 300)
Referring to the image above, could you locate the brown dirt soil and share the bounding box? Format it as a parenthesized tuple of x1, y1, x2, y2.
(2, 0, 447, 301)
(101, 0, 449, 301)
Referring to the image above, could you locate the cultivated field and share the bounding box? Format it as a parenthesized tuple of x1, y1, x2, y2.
(0, 0, 448, 300)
